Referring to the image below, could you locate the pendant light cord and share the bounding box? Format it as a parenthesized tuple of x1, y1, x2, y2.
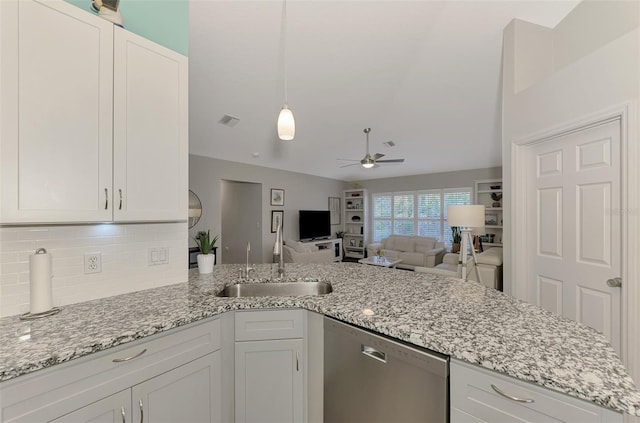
(282, 0, 288, 106)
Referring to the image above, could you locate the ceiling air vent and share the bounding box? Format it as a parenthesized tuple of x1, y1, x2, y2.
(219, 114, 240, 127)
(383, 140, 396, 148)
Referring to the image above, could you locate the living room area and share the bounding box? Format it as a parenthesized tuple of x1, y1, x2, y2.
(188, 152, 502, 287)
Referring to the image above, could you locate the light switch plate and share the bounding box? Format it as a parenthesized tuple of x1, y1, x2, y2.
(148, 247, 169, 266)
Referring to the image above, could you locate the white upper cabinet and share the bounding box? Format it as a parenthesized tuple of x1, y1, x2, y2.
(0, 0, 114, 223)
(113, 28, 188, 222)
(0, 0, 188, 224)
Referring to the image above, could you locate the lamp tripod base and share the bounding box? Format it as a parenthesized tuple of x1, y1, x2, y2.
(457, 229, 483, 286)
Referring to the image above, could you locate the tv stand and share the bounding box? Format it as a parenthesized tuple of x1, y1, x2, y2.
(301, 238, 343, 262)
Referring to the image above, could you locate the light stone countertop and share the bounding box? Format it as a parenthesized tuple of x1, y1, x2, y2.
(1, 263, 639, 416)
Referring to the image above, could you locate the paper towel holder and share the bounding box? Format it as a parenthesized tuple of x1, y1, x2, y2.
(20, 248, 62, 321)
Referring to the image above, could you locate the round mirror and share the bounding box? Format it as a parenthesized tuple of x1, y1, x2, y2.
(188, 190, 202, 229)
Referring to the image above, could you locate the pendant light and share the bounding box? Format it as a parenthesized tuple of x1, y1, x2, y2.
(277, 0, 295, 140)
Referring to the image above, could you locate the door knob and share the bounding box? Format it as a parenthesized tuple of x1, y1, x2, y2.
(606, 277, 622, 288)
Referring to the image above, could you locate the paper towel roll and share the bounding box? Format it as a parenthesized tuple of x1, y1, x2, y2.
(29, 248, 53, 314)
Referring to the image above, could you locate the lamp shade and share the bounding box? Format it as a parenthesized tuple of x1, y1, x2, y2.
(447, 205, 485, 228)
(471, 226, 486, 236)
(277, 106, 295, 140)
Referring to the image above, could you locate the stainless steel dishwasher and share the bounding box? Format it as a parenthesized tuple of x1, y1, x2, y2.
(324, 317, 449, 422)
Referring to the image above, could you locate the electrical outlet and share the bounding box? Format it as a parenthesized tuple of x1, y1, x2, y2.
(84, 252, 102, 274)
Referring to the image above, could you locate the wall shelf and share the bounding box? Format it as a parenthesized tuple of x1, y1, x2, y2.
(475, 178, 503, 246)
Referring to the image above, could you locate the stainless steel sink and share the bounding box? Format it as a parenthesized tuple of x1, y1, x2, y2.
(217, 281, 333, 297)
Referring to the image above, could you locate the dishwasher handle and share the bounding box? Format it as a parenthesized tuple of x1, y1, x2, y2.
(361, 345, 387, 363)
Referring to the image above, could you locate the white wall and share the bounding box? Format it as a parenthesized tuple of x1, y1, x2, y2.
(355, 167, 502, 194)
(0, 223, 187, 317)
(502, 0, 639, 382)
(190, 154, 345, 263)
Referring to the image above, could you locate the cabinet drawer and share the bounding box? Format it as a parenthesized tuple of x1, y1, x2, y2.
(1, 317, 221, 422)
(450, 360, 622, 422)
(235, 309, 304, 341)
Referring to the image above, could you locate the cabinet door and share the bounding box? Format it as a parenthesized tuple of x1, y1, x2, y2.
(132, 352, 221, 423)
(450, 360, 622, 423)
(0, 0, 114, 223)
(235, 339, 304, 423)
(113, 27, 188, 222)
(50, 390, 130, 423)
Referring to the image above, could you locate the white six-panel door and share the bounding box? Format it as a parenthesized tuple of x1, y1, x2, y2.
(527, 119, 621, 353)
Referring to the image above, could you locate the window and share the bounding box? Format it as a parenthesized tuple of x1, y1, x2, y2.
(372, 188, 471, 246)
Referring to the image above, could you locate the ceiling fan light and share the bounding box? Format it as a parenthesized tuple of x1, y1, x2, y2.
(362, 157, 375, 168)
(277, 106, 295, 140)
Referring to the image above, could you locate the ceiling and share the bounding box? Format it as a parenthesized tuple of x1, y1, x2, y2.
(188, 0, 579, 182)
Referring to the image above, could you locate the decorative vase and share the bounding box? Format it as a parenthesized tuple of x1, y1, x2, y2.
(197, 253, 215, 274)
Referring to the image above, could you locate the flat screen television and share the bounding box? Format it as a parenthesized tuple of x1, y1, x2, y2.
(299, 210, 331, 241)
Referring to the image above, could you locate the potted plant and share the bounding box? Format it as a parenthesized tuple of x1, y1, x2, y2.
(194, 230, 219, 274)
(451, 226, 462, 253)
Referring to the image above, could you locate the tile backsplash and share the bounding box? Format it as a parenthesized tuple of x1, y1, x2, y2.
(0, 223, 187, 318)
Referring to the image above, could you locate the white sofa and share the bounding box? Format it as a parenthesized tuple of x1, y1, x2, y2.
(283, 239, 335, 263)
(366, 235, 446, 270)
(422, 247, 503, 290)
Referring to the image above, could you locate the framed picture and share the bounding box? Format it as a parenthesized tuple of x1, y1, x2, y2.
(271, 210, 284, 233)
(485, 213, 498, 226)
(328, 197, 341, 225)
(270, 188, 285, 206)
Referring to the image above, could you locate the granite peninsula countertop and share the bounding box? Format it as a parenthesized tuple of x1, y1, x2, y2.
(1, 263, 639, 416)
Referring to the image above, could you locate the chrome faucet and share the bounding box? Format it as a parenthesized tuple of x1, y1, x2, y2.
(242, 241, 254, 279)
(273, 222, 285, 279)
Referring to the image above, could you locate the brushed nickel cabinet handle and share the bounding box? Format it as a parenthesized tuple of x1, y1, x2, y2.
(139, 399, 144, 423)
(112, 348, 147, 363)
(121, 406, 126, 423)
(491, 384, 534, 403)
(104, 188, 109, 210)
(118, 189, 123, 210)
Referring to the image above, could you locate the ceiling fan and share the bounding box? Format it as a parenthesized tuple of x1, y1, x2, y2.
(338, 128, 405, 169)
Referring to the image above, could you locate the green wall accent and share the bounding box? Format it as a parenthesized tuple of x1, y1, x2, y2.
(65, 0, 188, 56)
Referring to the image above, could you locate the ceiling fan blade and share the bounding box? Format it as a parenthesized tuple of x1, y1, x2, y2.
(336, 158, 360, 162)
(376, 158, 405, 163)
(373, 153, 385, 160)
(340, 162, 361, 168)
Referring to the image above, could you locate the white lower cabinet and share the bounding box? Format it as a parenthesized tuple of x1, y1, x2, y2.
(450, 359, 622, 423)
(0, 318, 222, 423)
(50, 390, 131, 423)
(234, 310, 305, 423)
(52, 353, 220, 423)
